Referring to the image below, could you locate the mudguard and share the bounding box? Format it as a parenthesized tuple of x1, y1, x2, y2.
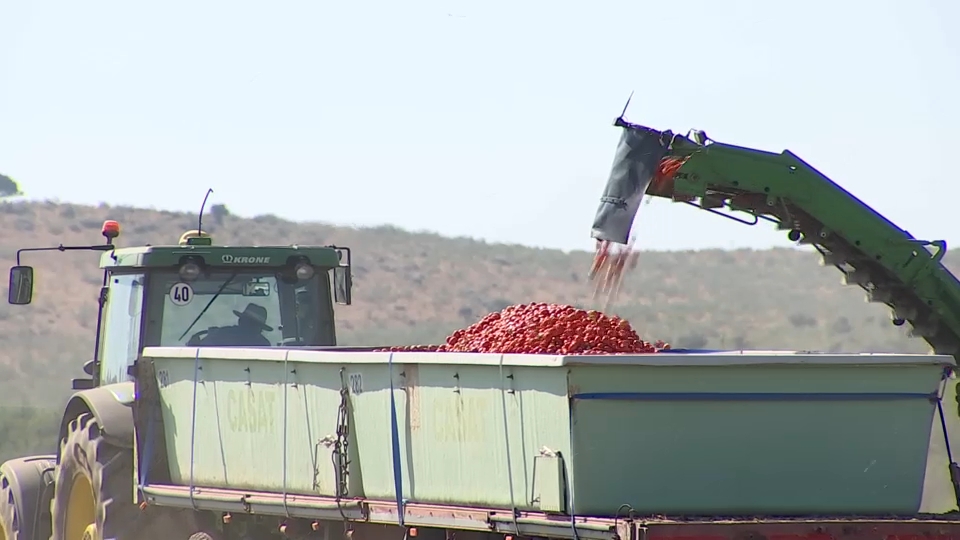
(59, 382, 136, 449)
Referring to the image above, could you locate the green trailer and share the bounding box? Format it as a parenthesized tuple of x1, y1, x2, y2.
(138, 346, 954, 518)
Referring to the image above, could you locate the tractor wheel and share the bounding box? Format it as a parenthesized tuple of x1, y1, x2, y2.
(49, 413, 197, 540)
(0, 456, 56, 540)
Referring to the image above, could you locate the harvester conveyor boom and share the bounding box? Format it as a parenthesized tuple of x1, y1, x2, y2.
(600, 118, 960, 362)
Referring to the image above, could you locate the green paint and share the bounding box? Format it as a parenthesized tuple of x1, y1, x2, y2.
(567, 364, 944, 515)
(100, 244, 341, 269)
(225, 388, 277, 435)
(21, 231, 355, 399)
(148, 352, 953, 517)
(653, 133, 960, 361)
(155, 359, 353, 496)
(87, 238, 351, 366)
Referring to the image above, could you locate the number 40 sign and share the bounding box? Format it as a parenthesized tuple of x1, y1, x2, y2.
(169, 282, 194, 306)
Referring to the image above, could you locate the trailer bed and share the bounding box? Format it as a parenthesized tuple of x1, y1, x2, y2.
(142, 347, 956, 516)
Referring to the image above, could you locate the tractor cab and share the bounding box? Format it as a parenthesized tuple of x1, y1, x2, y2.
(7, 220, 353, 388)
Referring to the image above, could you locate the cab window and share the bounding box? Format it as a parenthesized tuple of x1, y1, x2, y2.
(152, 270, 334, 347)
(98, 272, 146, 385)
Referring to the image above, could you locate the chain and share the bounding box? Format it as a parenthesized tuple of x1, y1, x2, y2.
(335, 368, 351, 500)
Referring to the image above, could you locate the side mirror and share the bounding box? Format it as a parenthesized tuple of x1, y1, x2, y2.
(333, 266, 352, 306)
(8, 265, 34, 305)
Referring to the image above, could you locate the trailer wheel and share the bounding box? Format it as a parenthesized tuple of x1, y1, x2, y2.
(0, 456, 56, 540)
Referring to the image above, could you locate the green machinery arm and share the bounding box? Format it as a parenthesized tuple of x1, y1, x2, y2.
(597, 118, 960, 358)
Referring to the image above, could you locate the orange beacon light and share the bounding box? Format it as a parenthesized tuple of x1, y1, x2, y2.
(101, 220, 121, 242)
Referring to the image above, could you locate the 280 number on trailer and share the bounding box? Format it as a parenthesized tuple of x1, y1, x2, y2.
(157, 369, 170, 388)
(348, 373, 362, 395)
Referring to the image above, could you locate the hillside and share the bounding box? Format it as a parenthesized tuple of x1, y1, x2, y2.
(0, 200, 945, 407)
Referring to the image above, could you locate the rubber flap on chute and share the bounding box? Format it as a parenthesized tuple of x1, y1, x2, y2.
(590, 122, 671, 245)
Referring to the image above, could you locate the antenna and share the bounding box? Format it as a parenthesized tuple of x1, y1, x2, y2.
(197, 188, 214, 237)
(613, 91, 635, 128)
(617, 91, 634, 121)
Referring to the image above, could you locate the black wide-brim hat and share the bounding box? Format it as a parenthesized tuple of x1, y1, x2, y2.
(233, 303, 274, 332)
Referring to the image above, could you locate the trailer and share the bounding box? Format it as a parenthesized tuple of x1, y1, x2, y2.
(131, 346, 960, 540)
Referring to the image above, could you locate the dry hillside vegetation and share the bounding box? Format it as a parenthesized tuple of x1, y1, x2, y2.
(0, 200, 942, 407)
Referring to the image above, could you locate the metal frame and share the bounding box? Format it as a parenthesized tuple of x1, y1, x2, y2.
(140, 484, 960, 540)
(141, 484, 629, 540)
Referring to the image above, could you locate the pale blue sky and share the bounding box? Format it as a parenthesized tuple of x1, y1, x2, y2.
(1, 0, 957, 252)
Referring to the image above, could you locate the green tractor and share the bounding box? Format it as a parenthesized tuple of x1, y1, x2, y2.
(0, 220, 352, 540)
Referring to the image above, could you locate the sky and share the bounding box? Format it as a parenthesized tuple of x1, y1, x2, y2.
(0, 0, 957, 253)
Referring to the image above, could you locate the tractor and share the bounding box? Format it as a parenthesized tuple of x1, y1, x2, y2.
(0, 220, 352, 540)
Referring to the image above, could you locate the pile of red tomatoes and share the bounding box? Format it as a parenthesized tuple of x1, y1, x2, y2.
(376, 303, 668, 355)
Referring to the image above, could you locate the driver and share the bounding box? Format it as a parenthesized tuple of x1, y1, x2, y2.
(191, 303, 273, 347)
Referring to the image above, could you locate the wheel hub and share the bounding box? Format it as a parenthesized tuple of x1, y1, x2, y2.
(65, 474, 96, 540)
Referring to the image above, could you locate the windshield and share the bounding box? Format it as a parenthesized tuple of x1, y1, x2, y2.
(153, 270, 334, 348)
